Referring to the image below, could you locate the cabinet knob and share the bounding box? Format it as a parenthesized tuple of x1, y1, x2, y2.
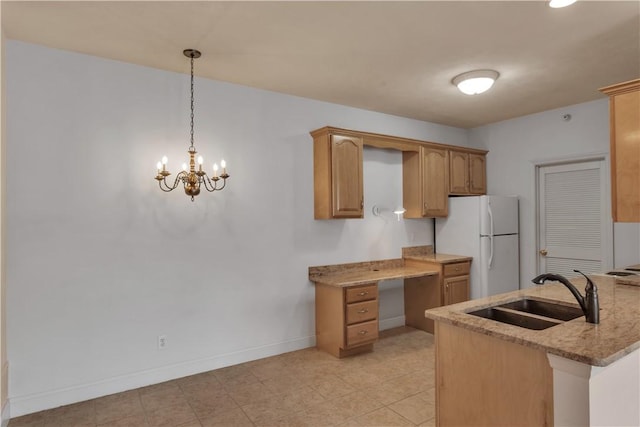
(358, 309, 369, 314)
(358, 330, 368, 335)
(358, 291, 368, 296)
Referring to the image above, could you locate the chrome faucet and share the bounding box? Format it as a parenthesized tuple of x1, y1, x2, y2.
(531, 269, 599, 324)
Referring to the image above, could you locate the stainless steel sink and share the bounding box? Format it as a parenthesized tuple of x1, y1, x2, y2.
(468, 307, 561, 330)
(497, 298, 583, 321)
(467, 298, 583, 330)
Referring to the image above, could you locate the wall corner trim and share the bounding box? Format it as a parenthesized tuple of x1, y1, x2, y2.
(1, 400, 9, 427)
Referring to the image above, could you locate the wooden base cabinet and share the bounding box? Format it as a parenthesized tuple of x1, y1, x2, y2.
(599, 79, 640, 222)
(404, 259, 470, 333)
(435, 322, 553, 426)
(443, 275, 470, 306)
(315, 283, 379, 358)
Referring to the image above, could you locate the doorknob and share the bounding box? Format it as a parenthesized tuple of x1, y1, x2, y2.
(539, 249, 548, 256)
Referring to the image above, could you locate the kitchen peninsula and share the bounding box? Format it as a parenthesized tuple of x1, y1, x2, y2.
(426, 275, 640, 426)
(309, 246, 471, 357)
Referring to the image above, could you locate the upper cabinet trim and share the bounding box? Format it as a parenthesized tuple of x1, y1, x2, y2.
(599, 79, 640, 96)
(310, 126, 488, 155)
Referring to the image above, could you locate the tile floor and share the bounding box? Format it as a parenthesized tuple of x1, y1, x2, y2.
(9, 327, 436, 427)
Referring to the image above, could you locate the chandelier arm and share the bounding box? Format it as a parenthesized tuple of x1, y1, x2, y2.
(201, 175, 218, 192)
(158, 181, 176, 192)
(211, 178, 227, 191)
(159, 173, 185, 192)
(213, 178, 228, 192)
(200, 175, 229, 192)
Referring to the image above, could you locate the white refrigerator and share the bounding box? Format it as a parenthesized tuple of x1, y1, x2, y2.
(436, 195, 520, 299)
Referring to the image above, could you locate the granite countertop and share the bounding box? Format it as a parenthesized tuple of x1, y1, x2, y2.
(425, 275, 640, 366)
(308, 245, 469, 287)
(309, 258, 439, 287)
(403, 253, 473, 264)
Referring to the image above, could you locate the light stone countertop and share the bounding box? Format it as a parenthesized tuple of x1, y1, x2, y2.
(309, 259, 439, 287)
(308, 246, 470, 287)
(403, 253, 473, 264)
(425, 275, 640, 366)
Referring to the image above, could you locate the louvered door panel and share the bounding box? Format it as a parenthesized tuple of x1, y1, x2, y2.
(539, 161, 607, 275)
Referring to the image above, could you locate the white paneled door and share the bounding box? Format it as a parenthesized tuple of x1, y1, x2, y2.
(537, 159, 612, 277)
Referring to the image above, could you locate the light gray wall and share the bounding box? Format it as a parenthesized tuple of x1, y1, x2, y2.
(5, 40, 469, 415)
(0, 11, 8, 422)
(470, 100, 640, 288)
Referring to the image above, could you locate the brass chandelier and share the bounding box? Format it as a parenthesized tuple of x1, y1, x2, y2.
(155, 49, 229, 201)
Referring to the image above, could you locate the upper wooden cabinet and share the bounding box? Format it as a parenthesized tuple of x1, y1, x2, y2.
(449, 150, 469, 194)
(312, 129, 364, 219)
(469, 153, 487, 194)
(599, 79, 640, 222)
(310, 126, 488, 219)
(449, 150, 487, 195)
(403, 146, 449, 218)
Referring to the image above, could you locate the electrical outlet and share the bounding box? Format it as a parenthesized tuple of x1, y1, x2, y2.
(158, 335, 167, 350)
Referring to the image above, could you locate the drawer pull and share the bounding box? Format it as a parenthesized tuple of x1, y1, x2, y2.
(358, 291, 368, 296)
(358, 309, 369, 314)
(358, 330, 368, 335)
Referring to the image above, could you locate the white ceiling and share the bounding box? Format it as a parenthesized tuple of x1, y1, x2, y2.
(2, 1, 639, 128)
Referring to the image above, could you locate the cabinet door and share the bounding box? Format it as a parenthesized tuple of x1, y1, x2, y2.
(469, 154, 487, 195)
(422, 147, 449, 217)
(331, 135, 363, 218)
(611, 89, 640, 222)
(449, 151, 469, 194)
(443, 275, 469, 306)
(600, 79, 640, 222)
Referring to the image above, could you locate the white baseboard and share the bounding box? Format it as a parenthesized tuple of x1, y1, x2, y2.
(9, 335, 315, 418)
(379, 315, 406, 331)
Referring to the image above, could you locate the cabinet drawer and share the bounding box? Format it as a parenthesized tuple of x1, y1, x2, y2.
(443, 262, 470, 277)
(346, 320, 378, 347)
(346, 300, 378, 325)
(345, 284, 378, 303)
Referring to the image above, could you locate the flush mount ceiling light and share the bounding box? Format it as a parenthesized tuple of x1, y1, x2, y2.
(452, 70, 500, 95)
(548, 0, 577, 8)
(155, 49, 229, 201)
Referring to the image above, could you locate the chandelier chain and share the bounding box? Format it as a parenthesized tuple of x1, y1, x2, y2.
(190, 55, 195, 149)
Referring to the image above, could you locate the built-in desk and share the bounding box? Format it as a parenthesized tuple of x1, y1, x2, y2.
(308, 246, 471, 357)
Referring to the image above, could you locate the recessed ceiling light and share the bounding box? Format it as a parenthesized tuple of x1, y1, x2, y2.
(548, 0, 577, 8)
(452, 70, 500, 95)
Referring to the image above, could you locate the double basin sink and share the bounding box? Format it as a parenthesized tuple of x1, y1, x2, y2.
(468, 298, 583, 330)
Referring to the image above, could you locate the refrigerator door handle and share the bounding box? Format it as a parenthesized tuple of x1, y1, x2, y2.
(488, 203, 494, 270)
